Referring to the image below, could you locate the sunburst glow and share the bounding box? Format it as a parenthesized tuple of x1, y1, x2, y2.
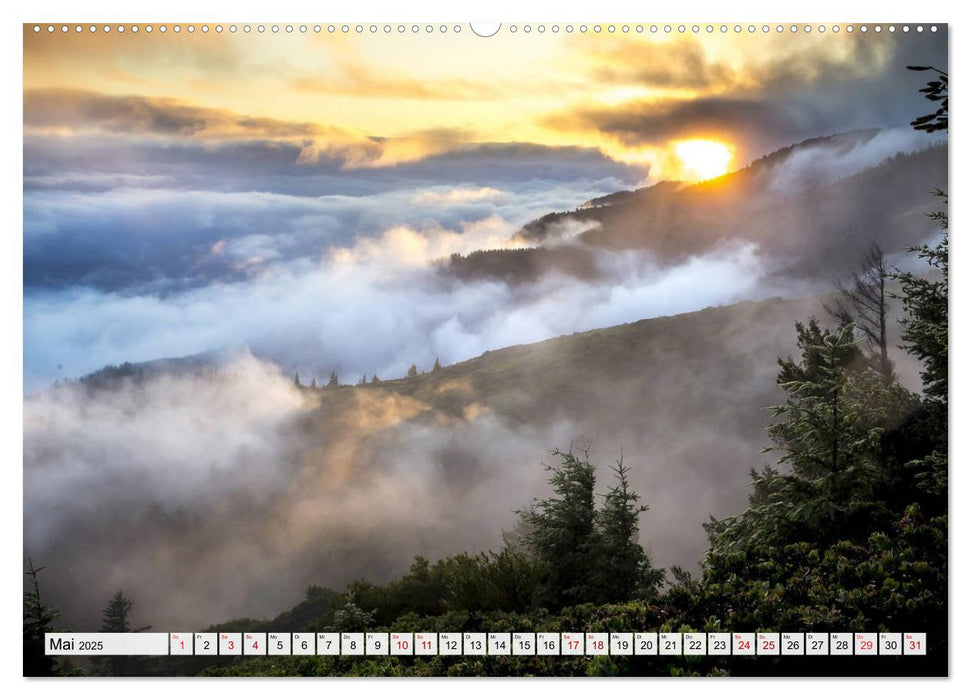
(674, 139, 735, 181)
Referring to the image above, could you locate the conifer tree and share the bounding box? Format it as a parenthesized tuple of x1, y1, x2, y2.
(95, 590, 149, 676)
(892, 65, 948, 498)
(330, 594, 376, 632)
(518, 446, 599, 608)
(328, 371, 339, 388)
(595, 455, 664, 601)
(907, 65, 948, 133)
(23, 559, 59, 676)
(891, 194, 948, 498)
(100, 590, 134, 632)
(769, 322, 862, 481)
(894, 198, 948, 408)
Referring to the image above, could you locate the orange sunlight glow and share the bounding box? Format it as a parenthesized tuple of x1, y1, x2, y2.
(674, 139, 735, 181)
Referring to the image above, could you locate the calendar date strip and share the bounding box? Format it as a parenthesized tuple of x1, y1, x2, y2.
(46, 631, 927, 657)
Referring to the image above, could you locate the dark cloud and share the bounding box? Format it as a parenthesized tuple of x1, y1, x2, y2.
(542, 96, 802, 161)
(541, 30, 948, 164)
(24, 124, 644, 195)
(585, 37, 736, 89)
(24, 88, 328, 139)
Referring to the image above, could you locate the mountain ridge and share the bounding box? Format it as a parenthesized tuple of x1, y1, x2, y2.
(443, 131, 945, 285)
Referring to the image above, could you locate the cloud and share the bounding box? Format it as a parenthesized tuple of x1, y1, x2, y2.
(24, 352, 306, 544)
(23, 156, 641, 292)
(24, 130, 644, 197)
(292, 58, 501, 100)
(23, 217, 778, 393)
(24, 88, 326, 139)
(764, 126, 943, 193)
(24, 125, 943, 390)
(24, 350, 577, 629)
(539, 31, 948, 170)
(23, 90, 483, 170)
(583, 36, 736, 90)
(296, 127, 478, 169)
(410, 187, 509, 206)
(541, 96, 800, 162)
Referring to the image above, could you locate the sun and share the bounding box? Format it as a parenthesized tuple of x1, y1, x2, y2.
(674, 139, 734, 181)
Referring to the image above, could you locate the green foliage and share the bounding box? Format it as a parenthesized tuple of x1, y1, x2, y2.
(685, 506, 946, 644)
(518, 446, 663, 609)
(769, 321, 864, 479)
(891, 192, 947, 499)
(434, 550, 543, 614)
(24, 559, 60, 676)
(94, 590, 150, 676)
(330, 594, 376, 632)
(318, 551, 545, 630)
(696, 157, 947, 675)
(100, 590, 135, 632)
(270, 585, 338, 631)
(895, 197, 948, 407)
(596, 456, 665, 601)
(708, 310, 923, 560)
(518, 447, 599, 607)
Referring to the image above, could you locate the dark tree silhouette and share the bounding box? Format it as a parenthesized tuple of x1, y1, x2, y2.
(327, 371, 339, 388)
(96, 591, 149, 676)
(100, 590, 135, 632)
(907, 65, 948, 133)
(824, 242, 893, 379)
(24, 559, 59, 676)
(517, 446, 598, 608)
(596, 455, 665, 601)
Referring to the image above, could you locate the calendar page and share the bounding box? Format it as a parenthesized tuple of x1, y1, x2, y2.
(22, 19, 948, 678)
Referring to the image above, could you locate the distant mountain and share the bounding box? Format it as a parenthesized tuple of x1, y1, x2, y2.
(296, 293, 920, 576)
(442, 131, 946, 284)
(74, 351, 223, 390)
(32, 290, 924, 630)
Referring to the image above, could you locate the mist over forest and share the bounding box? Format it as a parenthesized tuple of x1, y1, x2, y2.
(24, 128, 941, 631)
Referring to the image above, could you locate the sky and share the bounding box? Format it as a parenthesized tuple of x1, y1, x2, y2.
(23, 25, 947, 387)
